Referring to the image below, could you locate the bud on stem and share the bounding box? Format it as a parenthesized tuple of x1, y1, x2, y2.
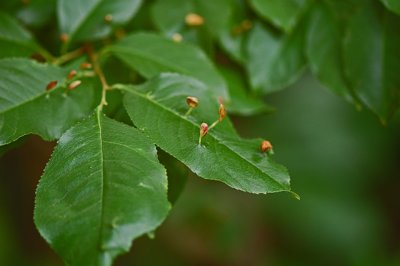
(185, 96, 199, 117)
(198, 123, 208, 144)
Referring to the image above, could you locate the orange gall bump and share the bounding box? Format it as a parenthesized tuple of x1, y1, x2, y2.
(67, 69, 77, 80)
(261, 140, 273, 153)
(46, 80, 58, 91)
(80, 62, 92, 69)
(186, 96, 199, 108)
(241, 19, 253, 31)
(218, 103, 226, 122)
(104, 14, 113, 23)
(68, 80, 81, 90)
(185, 13, 204, 26)
(60, 33, 69, 43)
(200, 123, 208, 137)
(172, 33, 183, 43)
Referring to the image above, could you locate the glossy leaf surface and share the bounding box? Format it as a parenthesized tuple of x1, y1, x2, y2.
(306, 2, 353, 101)
(0, 58, 97, 145)
(107, 32, 229, 100)
(0, 11, 39, 58)
(122, 74, 292, 194)
(35, 110, 170, 266)
(57, 0, 142, 43)
(343, 0, 400, 120)
(245, 22, 306, 94)
(250, 0, 309, 32)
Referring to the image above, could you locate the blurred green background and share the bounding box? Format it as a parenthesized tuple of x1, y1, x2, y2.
(1, 72, 399, 266)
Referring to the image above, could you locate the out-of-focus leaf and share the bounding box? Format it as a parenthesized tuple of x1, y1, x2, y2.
(0, 58, 98, 145)
(343, 0, 400, 121)
(107, 32, 229, 100)
(17, 0, 56, 28)
(306, 1, 354, 102)
(151, 0, 231, 37)
(35, 110, 170, 266)
(0, 11, 39, 58)
(250, 0, 310, 32)
(57, 0, 142, 44)
(219, 66, 272, 116)
(217, 0, 250, 63)
(381, 0, 400, 15)
(245, 22, 306, 94)
(122, 74, 292, 194)
(151, 0, 192, 35)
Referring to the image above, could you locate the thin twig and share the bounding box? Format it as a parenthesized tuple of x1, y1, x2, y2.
(87, 44, 110, 110)
(52, 47, 84, 65)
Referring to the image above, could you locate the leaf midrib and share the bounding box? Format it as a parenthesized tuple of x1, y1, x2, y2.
(123, 86, 288, 192)
(96, 109, 107, 254)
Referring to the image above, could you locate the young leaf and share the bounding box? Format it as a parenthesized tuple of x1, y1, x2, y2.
(343, 0, 400, 121)
(0, 58, 97, 145)
(306, 1, 354, 102)
(245, 22, 306, 94)
(0, 11, 39, 58)
(381, 0, 400, 15)
(250, 0, 310, 32)
(57, 0, 142, 44)
(122, 74, 292, 194)
(35, 110, 170, 266)
(106, 32, 230, 100)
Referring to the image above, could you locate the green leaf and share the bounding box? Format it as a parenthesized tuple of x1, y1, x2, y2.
(0, 58, 98, 145)
(0, 11, 39, 58)
(245, 22, 306, 94)
(343, 0, 400, 121)
(122, 74, 292, 194)
(107, 32, 229, 100)
(250, 0, 310, 32)
(151, 0, 231, 36)
(158, 149, 188, 204)
(151, 0, 192, 35)
(17, 0, 56, 28)
(34, 110, 170, 266)
(218, 66, 272, 116)
(306, 1, 354, 101)
(381, 0, 400, 15)
(57, 0, 142, 44)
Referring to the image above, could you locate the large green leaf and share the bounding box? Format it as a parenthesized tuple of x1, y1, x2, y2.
(343, 0, 400, 121)
(0, 58, 97, 145)
(17, 0, 56, 28)
(245, 22, 306, 94)
(57, 0, 142, 44)
(35, 110, 170, 266)
(381, 0, 400, 15)
(122, 74, 292, 194)
(0, 11, 39, 58)
(306, 1, 354, 101)
(250, 0, 310, 32)
(107, 32, 229, 100)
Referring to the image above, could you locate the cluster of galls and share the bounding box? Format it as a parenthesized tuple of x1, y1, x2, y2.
(45, 62, 93, 93)
(186, 96, 273, 155)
